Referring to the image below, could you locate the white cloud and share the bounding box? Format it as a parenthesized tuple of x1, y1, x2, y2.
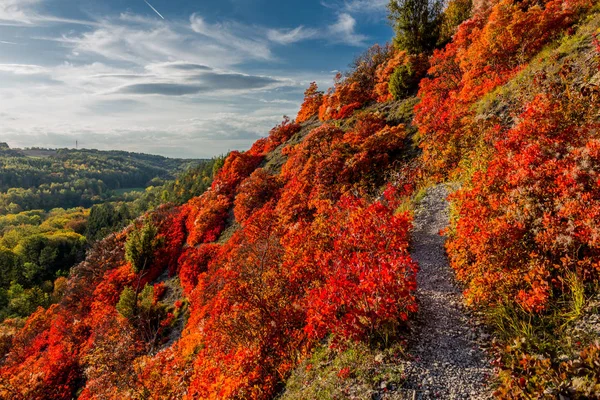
(0, 4, 373, 158)
(0, 0, 41, 24)
(267, 26, 318, 45)
(328, 13, 368, 46)
(190, 14, 273, 61)
(0, 63, 48, 74)
(321, 0, 389, 14)
(0, 0, 97, 26)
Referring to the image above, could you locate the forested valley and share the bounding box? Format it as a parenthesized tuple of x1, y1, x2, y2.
(0, 145, 221, 324)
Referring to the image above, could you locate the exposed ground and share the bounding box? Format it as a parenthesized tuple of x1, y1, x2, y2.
(400, 184, 494, 399)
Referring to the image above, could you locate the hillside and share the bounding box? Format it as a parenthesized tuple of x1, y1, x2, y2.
(1, 0, 600, 399)
(0, 147, 199, 213)
(0, 152, 219, 335)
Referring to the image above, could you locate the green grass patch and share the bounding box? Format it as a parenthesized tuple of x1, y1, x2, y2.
(279, 340, 406, 400)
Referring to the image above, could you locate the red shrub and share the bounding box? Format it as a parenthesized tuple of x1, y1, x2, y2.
(234, 168, 282, 225)
(178, 244, 220, 295)
(153, 282, 167, 303)
(415, 0, 592, 178)
(264, 117, 302, 153)
(296, 82, 324, 123)
(447, 95, 600, 312)
(185, 192, 231, 246)
(304, 196, 418, 342)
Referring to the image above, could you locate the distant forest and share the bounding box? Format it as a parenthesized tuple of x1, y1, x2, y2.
(0, 146, 200, 213)
(0, 146, 222, 323)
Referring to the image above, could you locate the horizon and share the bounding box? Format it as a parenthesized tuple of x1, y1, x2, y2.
(0, 0, 392, 158)
(1, 141, 214, 159)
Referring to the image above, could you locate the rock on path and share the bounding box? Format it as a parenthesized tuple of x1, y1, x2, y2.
(401, 184, 494, 399)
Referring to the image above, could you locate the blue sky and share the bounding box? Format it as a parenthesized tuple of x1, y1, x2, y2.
(0, 0, 392, 158)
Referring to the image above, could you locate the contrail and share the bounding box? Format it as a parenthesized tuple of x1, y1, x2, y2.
(0, 41, 17, 45)
(143, 0, 165, 19)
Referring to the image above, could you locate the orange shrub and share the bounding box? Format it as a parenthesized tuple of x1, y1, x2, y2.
(296, 82, 324, 123)
(447, 95, 600, 312)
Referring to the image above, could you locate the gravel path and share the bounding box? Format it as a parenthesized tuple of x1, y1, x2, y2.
(401, 184, 494, 399)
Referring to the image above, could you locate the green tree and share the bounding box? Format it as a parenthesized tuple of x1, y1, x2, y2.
(388, 0, 444, 54)
(440, 0, 472, 45)
(116, 286, 137, 320)
(7, 282, 49, 317)
(125, 222, 158, 273)
(0, 288, 8, 310)
(0, 249, 17, 287)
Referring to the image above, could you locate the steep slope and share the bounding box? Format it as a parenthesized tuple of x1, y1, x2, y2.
(1, 0, 599, 398)
(0, 108, 420, 399)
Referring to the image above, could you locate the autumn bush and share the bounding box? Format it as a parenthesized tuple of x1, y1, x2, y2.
(318, 44, 394, 120)
(178, 244, 220, 295)
(437, 5, 600, 396)
(3, 1, 597, 398)
(415, 0, 592, 179)
(447, 94, 600, 312)
(234, 168, 282, 225)
(296, 82, 324, 123)
(304, 196, 418, 343)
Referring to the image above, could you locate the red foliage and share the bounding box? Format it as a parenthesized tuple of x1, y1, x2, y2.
(296, 82, 324, 122)
(234, 169, 282, 225)
(415, 0, 591, 178)
(318, 77, 366, 121)
(447, 95, 600, 311)
(304, 196, 417, 342)
(178, 244, 220, 295)
(186, 206, 308, 399)
(153, 205, 189, 277)
(374, 51, 429, 102)
(153, 282, 167, 303)
(185, 192, 231, 246)
(263, 117, 302, 153)
(0, 307, 81, 400)
(211, 151, 264, 198)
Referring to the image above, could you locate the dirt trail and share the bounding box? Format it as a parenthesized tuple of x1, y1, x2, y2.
(401, 184, 493, 399)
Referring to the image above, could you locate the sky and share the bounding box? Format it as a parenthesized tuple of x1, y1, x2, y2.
(0, 0, 392, 159)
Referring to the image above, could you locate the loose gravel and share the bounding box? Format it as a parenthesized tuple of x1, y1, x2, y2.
(400, 184, 494, 399)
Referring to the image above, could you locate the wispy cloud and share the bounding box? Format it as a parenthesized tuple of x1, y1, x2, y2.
(190, 14, 274, 61)
(267, 26, 318, 45)
(0, 63, 48, 74)
(56, 20, 247, 68)
(328, 13, 368, 46)
(321, 0, 389, 14)
(0, 0, 41, 25)
(0, 0, 98, 26)
(0, 1, 377, 157)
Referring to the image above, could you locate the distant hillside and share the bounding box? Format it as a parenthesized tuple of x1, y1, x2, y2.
(0, 147, 201, 213)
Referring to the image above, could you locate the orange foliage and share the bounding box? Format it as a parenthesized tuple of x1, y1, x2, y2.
(304, 196, 417, 342)
(374, 50, 429, 102)
(296, 82, 324, 122)
(318, 75, 367, 121)
(185, 192, 231, 246)
(234, 169, 282, 225)
(415, 0, 591, 178)
(447, 94, 600, 312)
(178, 244, 220, 295)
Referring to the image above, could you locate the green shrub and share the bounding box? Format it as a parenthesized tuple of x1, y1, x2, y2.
(389, 63, 416, 100)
